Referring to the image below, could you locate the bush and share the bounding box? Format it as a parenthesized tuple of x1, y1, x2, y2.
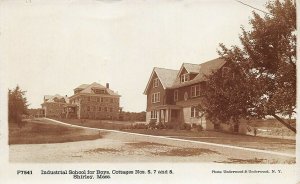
(148, 121, 157, 129)
(191, 123, 203, 132)
(164, 122, 174, 129)
(179, 123, 191, 130)
(156, 122, 166, 129)
(132, 123, 148, 129)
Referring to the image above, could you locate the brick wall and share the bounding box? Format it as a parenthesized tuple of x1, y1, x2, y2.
(74, 94, 120, 120)
(42, 102, 65, 118)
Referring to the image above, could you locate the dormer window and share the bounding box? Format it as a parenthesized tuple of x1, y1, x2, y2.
(180, 73, 190, 83)
(93, 88, 106, 94)
(153, 78, 159, 88)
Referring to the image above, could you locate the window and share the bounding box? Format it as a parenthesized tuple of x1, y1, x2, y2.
(180, 74, 190, 83)
(174, 90, 178, 101)
(97, 97, 100, 102)
(87, 106, 90, 111)
(153, 78, 159, 88)
(191, 107, 197, 117)
(98, 106, 102, 111)
(101, 98, 104, 103)
(93, 89, 106, 94)
(151, 92, 160, 103)
(104, 107, 108, 112)
(191, 85, 201, 97)
(150, 110, 157, 119)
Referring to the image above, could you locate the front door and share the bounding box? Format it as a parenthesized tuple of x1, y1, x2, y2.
(170, 109, 179, 123)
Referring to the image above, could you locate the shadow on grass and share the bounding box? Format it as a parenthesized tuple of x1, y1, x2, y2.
(152, 148, 219, 157)
(84, 148, 119, 154)
(126, 142, 171, 148)
(9, 120, 103, 145)
(215, 158, 266, 164)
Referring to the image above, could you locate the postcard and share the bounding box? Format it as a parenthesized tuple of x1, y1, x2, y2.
(0, 0, 298, 183)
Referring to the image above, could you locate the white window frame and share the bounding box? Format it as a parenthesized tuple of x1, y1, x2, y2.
(180, 73, 190, 83)
(174, 90, 178, 102)
(191, 106, 197, 117)
(153, 78, 159, 88)
(150, 110, 158, 119)
(151, 92, 160, 103)
(191, 85, 201, 97)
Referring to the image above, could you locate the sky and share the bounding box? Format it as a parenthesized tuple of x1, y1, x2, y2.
(1, 0, 268, 112)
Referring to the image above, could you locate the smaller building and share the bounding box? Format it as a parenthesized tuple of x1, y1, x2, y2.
(28, 108, 45, 118)
(68, 82, 121, 120)
(41, 94, 69, 118)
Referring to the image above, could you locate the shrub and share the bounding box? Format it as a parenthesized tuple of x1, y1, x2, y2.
(148, 121, 157, 129)
(191, 123, 203, 132)
(156, 122, 166, 129)
(164, 122, 174, 129)
(179, 123, 191, 130)
(132, 123, 148, 129)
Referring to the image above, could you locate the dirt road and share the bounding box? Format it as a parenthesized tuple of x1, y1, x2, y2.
(9, 118, 295, 163)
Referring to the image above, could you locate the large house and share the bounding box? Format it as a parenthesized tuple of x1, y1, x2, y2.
(41, 94, 69, 118)
(144, 57, 248, 134)
(67, 82, 121, 120)
(41, 82, 121, 120)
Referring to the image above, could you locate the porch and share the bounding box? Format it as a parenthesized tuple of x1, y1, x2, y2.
(150, 105, 182, 124)
(63, 104, 78, 119)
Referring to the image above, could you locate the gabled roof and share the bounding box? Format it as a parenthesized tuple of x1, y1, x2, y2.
(74, 82, 119, 96)
(75, 84, 89, 89)
(182, 63, 201, 74)
(144, 57, 227, 94)
(44, 94, 69, 103)
(80, 82, 106, 93)
(171, 57, 227, 88)
(143, 67, 178, 94)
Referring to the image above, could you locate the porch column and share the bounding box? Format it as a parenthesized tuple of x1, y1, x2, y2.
(169, 109, 172, 123)
(165, 109, 169, 122)
(157, 110, 161, 123)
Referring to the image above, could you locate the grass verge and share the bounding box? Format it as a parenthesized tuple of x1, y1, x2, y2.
(9, 119, 103, 144)
(152, 148, 219, 157)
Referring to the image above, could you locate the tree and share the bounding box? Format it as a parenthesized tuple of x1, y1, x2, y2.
(202, 0, 296, 133)
(8, 86, 29, 127)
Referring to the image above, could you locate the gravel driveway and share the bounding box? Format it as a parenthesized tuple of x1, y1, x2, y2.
(10, 123, 295, 164)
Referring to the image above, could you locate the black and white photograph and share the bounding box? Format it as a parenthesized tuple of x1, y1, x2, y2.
(0, 0, 298, 183)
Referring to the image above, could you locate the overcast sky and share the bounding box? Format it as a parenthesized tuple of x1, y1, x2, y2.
(1, 0, 268, 112)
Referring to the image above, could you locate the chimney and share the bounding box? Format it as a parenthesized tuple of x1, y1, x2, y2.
(106, 83, 109, 89)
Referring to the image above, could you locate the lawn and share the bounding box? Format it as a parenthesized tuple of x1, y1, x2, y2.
(9, 119, 103, 145)
(53, 118, 131, 130)
(248, 119, 296, 137)
(52, 118, 295, 154)
(125, 129, 295, 154)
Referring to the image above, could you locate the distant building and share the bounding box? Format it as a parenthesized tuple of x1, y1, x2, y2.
(41, 94, 68, 118)
(68, 82, 121, 120)
(28, 108, 45, 118)
(144, 57, 248, 134)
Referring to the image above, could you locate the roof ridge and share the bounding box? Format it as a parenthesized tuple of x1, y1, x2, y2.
(183, 62, 199, 65)
(199, 57, 223, 64)
(154, 67, 179, 71)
